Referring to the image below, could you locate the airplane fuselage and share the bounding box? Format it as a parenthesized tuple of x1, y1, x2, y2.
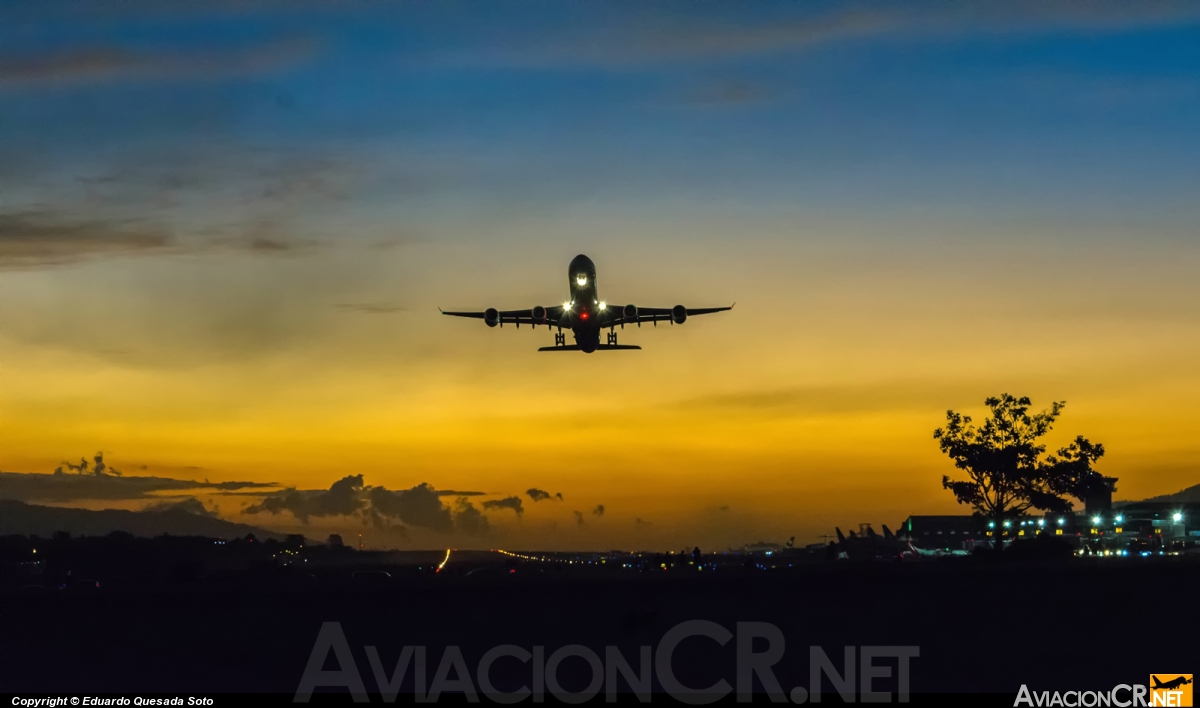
(561, 254, 603, 352)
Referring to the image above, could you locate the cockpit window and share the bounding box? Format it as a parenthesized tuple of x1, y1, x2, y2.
(576, 273, 588, 287)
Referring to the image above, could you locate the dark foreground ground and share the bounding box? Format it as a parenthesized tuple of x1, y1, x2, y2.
(2, 555, 1197, 701)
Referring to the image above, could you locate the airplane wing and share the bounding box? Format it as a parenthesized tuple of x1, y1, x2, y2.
(440, 306, 565, 327)
(600, 304, 734, 328)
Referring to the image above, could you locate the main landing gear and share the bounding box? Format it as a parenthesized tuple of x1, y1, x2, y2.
(554, 331, 566, 347)
(607, 330, 619, 346)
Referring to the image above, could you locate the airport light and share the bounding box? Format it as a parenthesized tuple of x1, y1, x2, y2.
(1173, 512, 1183, 522)
(988, 521, 995, 529)
(1058, 518, 1066, 525)
(1092, 516, 1101, 525)
(1115, 515, 1123, 523)
(1002, 520, 1011, 528)
(1037, 519, 1045, 527)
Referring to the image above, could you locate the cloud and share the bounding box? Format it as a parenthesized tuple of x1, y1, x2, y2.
(431, 2, 1200, 71)
(0, 206, 329, 270)
(592, 504, 605, 517)
(334, 303, 407, 314)
(526, 488, 563, 502)
(0, 212, 172, 269)
(573, 511, 585, 526)
(0, 469, 276, 504)
(454, 498, 489, 535)
(144, 497, 218, 518)
(481, 496, 524, 517)
(0, 37, 318, 87)
(369, 483, 453, 532)
(244, 474, 365, 522)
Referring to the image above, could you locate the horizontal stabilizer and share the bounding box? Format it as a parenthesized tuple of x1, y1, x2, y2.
(538, 344, 642, 352)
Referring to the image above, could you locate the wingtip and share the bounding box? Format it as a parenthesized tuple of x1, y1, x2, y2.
(731, 301, 737, 309)
(438, 307, 444, 314)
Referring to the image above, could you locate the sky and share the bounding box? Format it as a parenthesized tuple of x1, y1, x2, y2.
(2, 0, 1199, 550)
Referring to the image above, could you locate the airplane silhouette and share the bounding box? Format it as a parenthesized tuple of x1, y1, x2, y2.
(1152, 676, 1192, 690)
(441, 254, 733, 353)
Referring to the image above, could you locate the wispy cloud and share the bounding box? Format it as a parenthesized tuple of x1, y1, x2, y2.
(334, 303, 407, 315)
(0, 212, 172, 269)
(0, 469, 276, 504)
(0, 37, 318, 87)
(440, 2, 1200, 69)
(481, 496, 524, 517)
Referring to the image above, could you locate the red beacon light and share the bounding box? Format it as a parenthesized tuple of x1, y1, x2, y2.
(580, 312, 589, 320)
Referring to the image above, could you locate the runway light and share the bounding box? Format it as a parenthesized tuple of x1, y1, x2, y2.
(1173, 512, 1183, 522)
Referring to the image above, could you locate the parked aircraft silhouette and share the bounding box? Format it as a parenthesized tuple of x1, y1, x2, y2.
(440, 254, 733, 353)
(834, 524, 915, 560)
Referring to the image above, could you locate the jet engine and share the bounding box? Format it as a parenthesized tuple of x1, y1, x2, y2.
(532, 305, 547, 322)
(623, 303, 638, 322)
(671, 305, 687, 324)
(484, 308, 500, 327)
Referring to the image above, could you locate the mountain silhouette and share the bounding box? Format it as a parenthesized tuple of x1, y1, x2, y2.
(0, 499, 278, 539)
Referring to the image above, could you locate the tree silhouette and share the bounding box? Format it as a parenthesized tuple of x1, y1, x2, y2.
(935, 394, 1105, 534)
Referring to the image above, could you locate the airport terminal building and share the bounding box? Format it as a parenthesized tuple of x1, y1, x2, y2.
(898, 478, 1198, 554)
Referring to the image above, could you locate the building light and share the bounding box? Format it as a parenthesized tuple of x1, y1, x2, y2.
(1058, 518, 1066, 525)
(1173, 512, 1183, 523)
(1115, 515, 1124, 523)
(1037, 519, 1045, 527)
(1115, 527, 1122, 534)
(1003, 520, 1011, 528)
(1055, 529, 1063, 536)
